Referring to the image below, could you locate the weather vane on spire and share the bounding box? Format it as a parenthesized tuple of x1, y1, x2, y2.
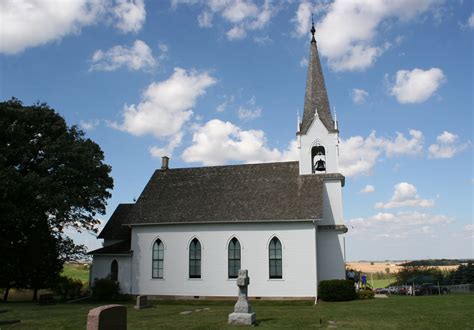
(311, 13, 316, 42)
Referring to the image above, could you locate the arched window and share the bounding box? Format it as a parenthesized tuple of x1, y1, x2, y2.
(152, 239, 164, 279)
(111, 260, 118, 281)
(269, 237, 282, 279)
(189, 238, 201, 278)
(228, 237, 241, 279)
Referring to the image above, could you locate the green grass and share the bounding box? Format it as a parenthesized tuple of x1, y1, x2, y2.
(61, 264, 90, 284)
(371, 277, 396, 288)
(1, 294, 473, 329)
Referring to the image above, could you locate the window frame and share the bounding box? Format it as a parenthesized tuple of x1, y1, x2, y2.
(111, 259, 118, 281)
(152, 239, 164, 279)
(268, 237, 283, 279)
(228, 237, 241, 279)
(189, 238, 201, 279)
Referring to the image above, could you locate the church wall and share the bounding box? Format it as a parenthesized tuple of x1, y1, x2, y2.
(90, 255, 132, 294)
(316, 231, 345, 281)
(298, 118, 339, 175)
(130, 222, 317, 298)
(321, 180, 344, 226)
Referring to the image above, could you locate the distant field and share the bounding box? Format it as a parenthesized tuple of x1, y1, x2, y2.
(61, 263, 90, 283)
(347, 262, 459, 274)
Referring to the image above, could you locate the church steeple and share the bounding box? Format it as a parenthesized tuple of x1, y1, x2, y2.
(299, 19, 336, 135)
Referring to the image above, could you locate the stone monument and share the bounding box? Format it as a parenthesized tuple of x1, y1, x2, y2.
(228, 269, 256, 325)
(134, 295, 150, 309)
(87, 304, 127, 330)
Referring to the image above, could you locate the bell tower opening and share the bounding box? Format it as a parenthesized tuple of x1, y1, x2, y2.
(311, 145, 326, 173)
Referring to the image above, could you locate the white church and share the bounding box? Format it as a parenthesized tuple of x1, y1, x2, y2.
(89, 26, 347, 301)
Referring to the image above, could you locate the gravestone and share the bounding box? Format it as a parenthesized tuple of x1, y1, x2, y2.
(228, 269, 256, 325)
(87, 304, 127, 330)
(134, 295, 150, 309)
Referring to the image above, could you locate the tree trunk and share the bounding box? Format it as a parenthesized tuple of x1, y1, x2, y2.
(3, 287, 9, 302)
(32, 288, 38, 301)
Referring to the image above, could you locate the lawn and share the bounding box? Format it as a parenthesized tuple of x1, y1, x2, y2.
(61, 264, 90, 284)
(371, 277, 396, 288)
(1, 294, 473, 329)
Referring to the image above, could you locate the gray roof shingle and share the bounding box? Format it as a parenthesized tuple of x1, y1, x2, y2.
(126, 161, 344, 225)
(97, 203, 133, 239)
(300, 37, 337, 134)
(88, 240, 131, 255)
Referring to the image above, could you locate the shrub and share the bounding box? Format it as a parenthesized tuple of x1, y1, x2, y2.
(91, 278, 121, 301)
(319, 279, 357, 302)
(52, 275, 84, 300)
(357, 289, 375, 300)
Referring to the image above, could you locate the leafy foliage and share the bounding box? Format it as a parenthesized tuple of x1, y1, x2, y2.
(357, 289, 375, 299)
(52, 275, 84, 300)
(91, 278, 121, 301)
(0, 98, 113, 300)
(401, 259, 473, 267)
(318, 279, 357, 302)
(395, 265, 445, 285)
(446, 263, 474, 284)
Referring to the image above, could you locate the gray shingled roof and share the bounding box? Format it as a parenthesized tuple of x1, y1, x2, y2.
(88, 240, 131, 255)
(300, 37, 337, 134)
(97, 203, 133, 239)
(126, 161, 344, 225)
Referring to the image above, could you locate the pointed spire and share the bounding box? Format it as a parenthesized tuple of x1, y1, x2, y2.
(311, 14, 316, 43)
(299, 19, 336, 134)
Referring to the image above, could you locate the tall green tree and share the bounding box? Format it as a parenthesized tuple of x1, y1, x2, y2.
(0, 98, 113, 300)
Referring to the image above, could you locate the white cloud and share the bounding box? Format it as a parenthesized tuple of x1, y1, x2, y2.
(299, 57, 309, 67)
(352, 88, 369, 105)
(222, 0, 258, 23)
(0, 0, 103, 54)
(360, 185, 375, 194)
(375, 182, 435, 209)
(428, 131, 469, 159)
(390, 68, 446, 104)
(253, 35, 272, 45)
(111, 68, 216, 150)
(468, 13, 474, 29)
(227, 25, 247, 40)
(149, 132, 184, 158)
(182, 119, 297, 165)
(237, 96, 262, 120)
(312, 0, 441, 71)
(347, 210, 453, 239)
(89, 40, 156, 72)
(292, 1, 313, 37)
(339, 130, 424, 177)
(384, 129, 424, 157)
(0, 0, 147, 55)
(198, 11, 213, 27)
(80, 119, 100, 131)
(463, 224, 474, 238)
(174, 0, 275, 41)
(112, 0, 146, 33)
(237, 107, 262, 120)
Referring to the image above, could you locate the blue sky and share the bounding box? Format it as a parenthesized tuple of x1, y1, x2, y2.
(1, 0, 472, 261)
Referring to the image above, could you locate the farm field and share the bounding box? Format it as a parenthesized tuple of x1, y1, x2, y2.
(0, 294, 473, 329)
(346, 261, 459, 274)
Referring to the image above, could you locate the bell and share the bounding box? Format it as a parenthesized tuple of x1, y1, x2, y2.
(315, 159, 326, 172)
